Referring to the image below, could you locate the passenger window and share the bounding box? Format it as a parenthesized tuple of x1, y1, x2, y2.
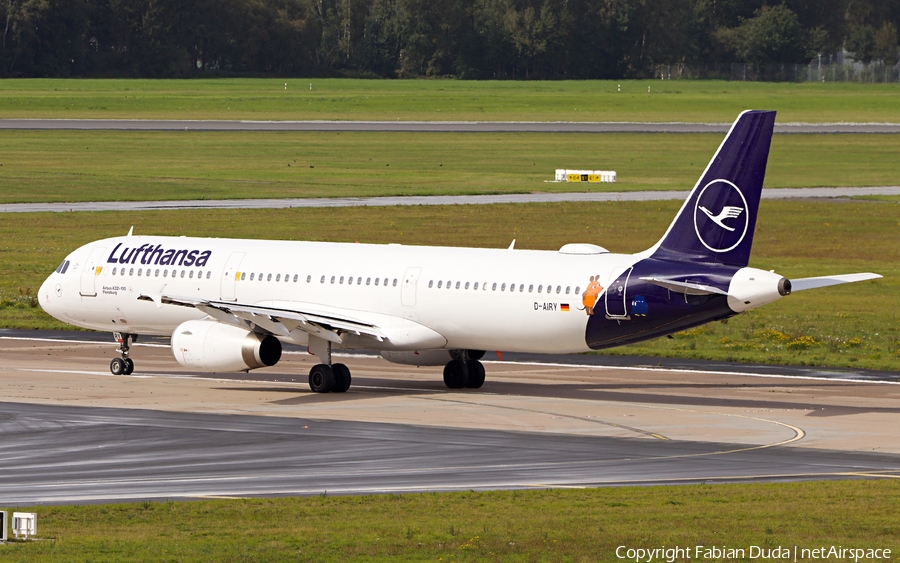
(340, 276, 345, 284)
(556, 285, 562, 294)
(538, 285, 542, 293)
(129, 268, 134, 276)
(492, 283, 497, 291)
(112, 267, 118, 275)
(357, 277, 362, 285)
(206, 271, 211, 279)
(276, 274, 281, 282)
(429, 280, 434, 288)
(565, 286, 571, 294)
(575, 286, 580, 294)
(295, 274, 300, 282)
(455, 281, 460, 289)
(239, 272, 245, 280)
(307, 275, 312, 283)
(529, 284, 533, 293)
(437, 281, 442, 288)
(393, 279, 398, 287)
(519, 284, 524, 292)
(465, 282, 470, 290)
(375, 278, 380, 286)
(501, 283, 506, 291)
(155, 269, 160, 277)
(267, 273, 272, 282)
(320, 276, 325, 283)
(474, 282, 479, 290)
(138, 268, 143, 276)
(366, 277, 371, 285)
(331, 276, 336, 284)
(179, 270, 184, 278)
(191, 270, 195, 279)
(250, 273, 255, 281)
(509, 284, 515, 292)
(348, 276, 353, 285)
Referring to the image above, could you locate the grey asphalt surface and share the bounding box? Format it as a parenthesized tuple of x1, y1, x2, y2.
(2, 400, 898, 505)
(2, 119, 900, 133)
(2, 187, 898, 213)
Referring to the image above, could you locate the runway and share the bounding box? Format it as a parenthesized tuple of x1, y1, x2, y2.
(2, 118, 900, 134)
(2, 186, 898, 213)
(1, 334, 898, 504)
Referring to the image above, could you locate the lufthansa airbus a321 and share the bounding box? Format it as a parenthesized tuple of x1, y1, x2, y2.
(38, 111, 881, 393)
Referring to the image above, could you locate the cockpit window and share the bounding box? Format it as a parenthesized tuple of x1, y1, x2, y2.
(55, 260, 71, 274)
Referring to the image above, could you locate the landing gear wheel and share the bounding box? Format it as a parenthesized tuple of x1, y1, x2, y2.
(309, 364, 335, 393)
(111, 332, 138, 376)
(465, 360, 485, 388)
(443, 359, 469, 389)
(332, 363, 352, 393)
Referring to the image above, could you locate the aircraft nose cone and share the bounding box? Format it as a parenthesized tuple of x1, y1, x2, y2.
(38, 276, 54, 313)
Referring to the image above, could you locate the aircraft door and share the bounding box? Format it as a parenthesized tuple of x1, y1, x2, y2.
(79, 246, 107, 297)
(220, 252, 245, 301)
(605, 267, 633, 319)
(401, 267, 421, 307)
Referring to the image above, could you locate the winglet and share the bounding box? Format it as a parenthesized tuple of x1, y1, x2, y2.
(127, 226, 134, 236)
(508, 239, 516, 250)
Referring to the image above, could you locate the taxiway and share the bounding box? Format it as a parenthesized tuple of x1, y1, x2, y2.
(1, 334, 898, 504)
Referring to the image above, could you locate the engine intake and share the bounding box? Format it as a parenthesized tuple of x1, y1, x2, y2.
(171, 320, 282, 372)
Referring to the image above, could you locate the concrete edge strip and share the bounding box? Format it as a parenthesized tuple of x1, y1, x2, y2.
(1, 187, 898, 213)
(3, 335, 897, 386)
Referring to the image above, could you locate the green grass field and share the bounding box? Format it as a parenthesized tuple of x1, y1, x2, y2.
(3, 199, 897, 371)
(1, 131, 898, 203)
(1, 78, 899, 122)
(1, 481, 897, 562)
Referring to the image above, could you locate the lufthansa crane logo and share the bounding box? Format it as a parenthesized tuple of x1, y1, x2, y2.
(693, 179, 749, 253)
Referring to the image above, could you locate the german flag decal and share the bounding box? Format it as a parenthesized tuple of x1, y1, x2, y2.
(560, 303, 570, 312)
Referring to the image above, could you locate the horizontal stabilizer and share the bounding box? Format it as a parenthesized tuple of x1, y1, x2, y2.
(790, 273, 882, 292)
(640, 277, 731, 296)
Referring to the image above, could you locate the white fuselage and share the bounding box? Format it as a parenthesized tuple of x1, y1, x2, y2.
(39, 235, 638, 354)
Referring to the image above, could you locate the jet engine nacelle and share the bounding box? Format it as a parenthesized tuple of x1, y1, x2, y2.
(171, 319, 282, 372)
(726, 267, 791, 313)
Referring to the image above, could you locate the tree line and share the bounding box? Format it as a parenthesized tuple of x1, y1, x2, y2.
(1, 0, 898, 78)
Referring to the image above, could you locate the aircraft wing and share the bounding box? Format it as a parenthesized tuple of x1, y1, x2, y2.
(138, 294, 386, 345)
(789, 273, 882, 292)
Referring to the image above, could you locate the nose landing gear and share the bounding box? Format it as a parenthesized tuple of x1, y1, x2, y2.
(110, 332, 137, 375)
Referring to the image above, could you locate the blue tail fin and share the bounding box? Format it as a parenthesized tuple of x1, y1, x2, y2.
(650, 110, 776, 267)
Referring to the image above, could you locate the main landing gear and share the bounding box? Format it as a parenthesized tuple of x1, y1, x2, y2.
(110, 332, 137, 375)
(307, 335, 350, 394)
(442, 350, 486, 390)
